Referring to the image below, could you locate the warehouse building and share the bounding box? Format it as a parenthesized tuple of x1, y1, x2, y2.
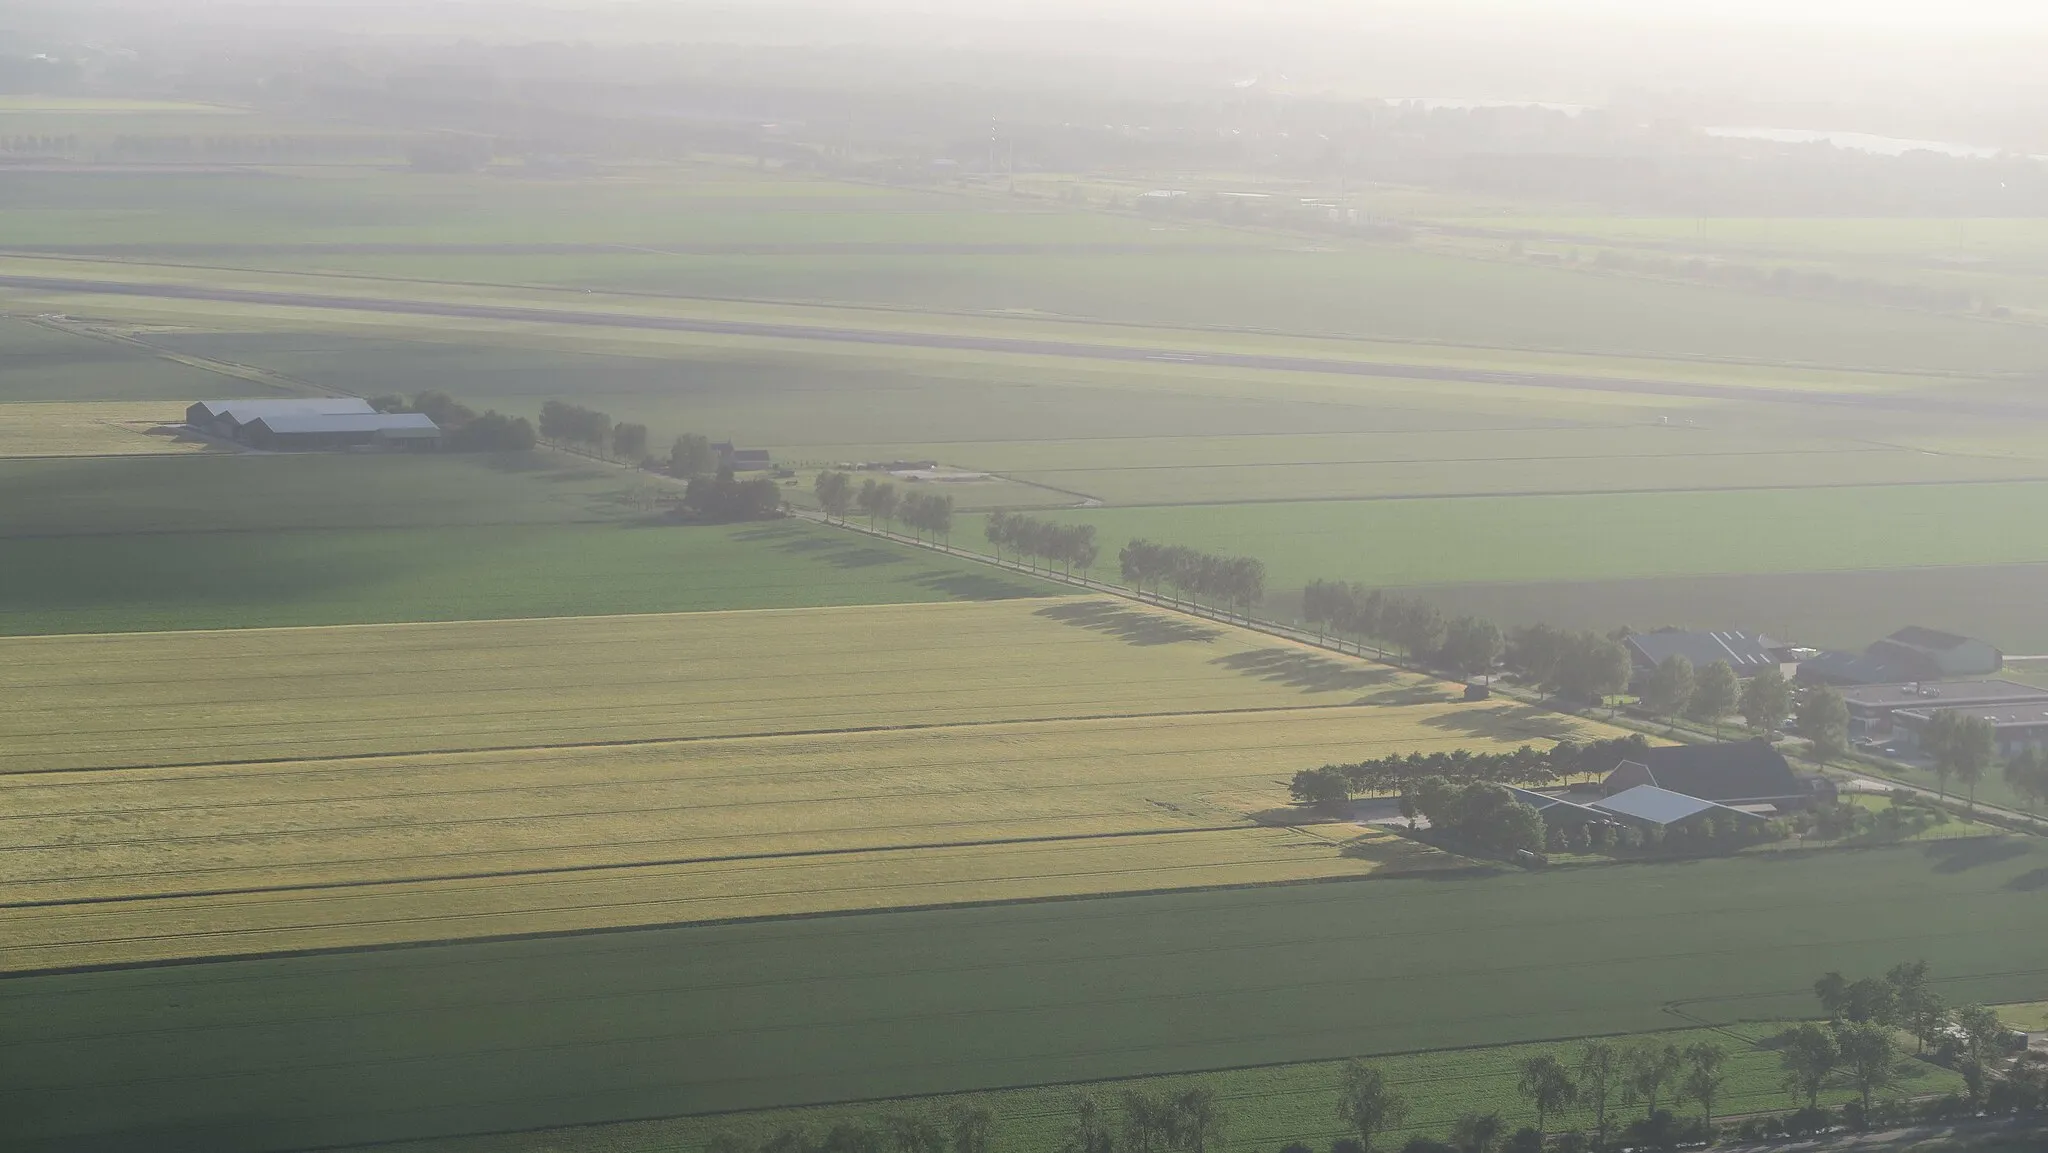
(185, 397, 377, 439)
(1839, 680, 2048, 740)
(1590, 785, 1769, 831)
(1624, 629, 1782, 680)
(240, 412, 442, 451)
(1604, 741, 1834, 810)
(1893, 705, 2048, 759)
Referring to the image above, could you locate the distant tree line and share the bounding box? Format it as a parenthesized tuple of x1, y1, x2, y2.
(370, 391, 536, 451)
(1590, 247, 2002, 317)
(683, 472, 780, 521)
(811, 471, 954, 543)
(1120, 540, 1265, 622)
(707, 1106, 994, 1153)
(538, 400, 651, 464)
(985, 512, 1098, 576)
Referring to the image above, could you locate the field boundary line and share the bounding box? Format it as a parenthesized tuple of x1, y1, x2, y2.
(0, 588, 1091, 644)
(0, 700, 1379, 777)
(0, 824, 1261, 911)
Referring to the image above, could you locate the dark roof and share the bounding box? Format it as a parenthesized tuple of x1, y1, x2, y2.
(1618, 741, 1800, 802)
(1797, 650, 1908, 685)
(192, 398, 374, 423)
(1887, 626, 1976, 651)
(1840, 680, 2048, 711)
(1896, 705, 2048, 730)
(1625, 630, 1777, 672)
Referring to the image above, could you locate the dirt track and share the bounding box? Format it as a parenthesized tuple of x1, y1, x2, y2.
(4, 272, 2040, 417)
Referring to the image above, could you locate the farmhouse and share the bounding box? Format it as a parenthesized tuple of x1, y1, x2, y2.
(1604, 741, 1834, 810)
(1590, 785, 1768, 831)
(185, 397, 376, 439)
(240, 412, 443, 451)
(1839, 680, 2048, 740)
(1893, 705, 2048, 759)
(1624, 629, 1781, 679)
(714, 442, 773, 471)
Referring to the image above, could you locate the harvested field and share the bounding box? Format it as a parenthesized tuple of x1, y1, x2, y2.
(0, 596, 1616, 969)
(0, 401, 207, 458)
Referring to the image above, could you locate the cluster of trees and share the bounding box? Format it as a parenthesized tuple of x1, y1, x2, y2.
(812, 473, 951, 542)
(1121, 541, 1266, 621)
(898, 491, 956, 544)
(1920, 711, 1998, 807)
(1401, 778, 1545, 857)
(1289, 736, 1651, 810)
(369, 391, 536, 451)
(2004, 748, 2048, 813)
(705, 1107, 994, 1153)
(1326, 1037, 1729, 1153)
(985, 512, 1099, 576)
(1634, 657, 1813, 742)
(1062, 1087, 1226, 1153)
(683, 471, 781, 522)
(1502, 625, 1634, 705)
(538, 400, 648, 462)
(1790, 793, 1950, 844)
(1783, 961, 2031, 1121)
(670, 434, 719, 478)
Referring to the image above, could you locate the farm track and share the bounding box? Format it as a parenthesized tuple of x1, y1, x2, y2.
(5, 272, 2038, 416)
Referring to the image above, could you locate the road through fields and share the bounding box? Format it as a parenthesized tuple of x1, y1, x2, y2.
(2, 273, 2032, 416)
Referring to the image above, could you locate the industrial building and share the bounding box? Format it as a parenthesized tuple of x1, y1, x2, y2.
(185, 399, 441, 451)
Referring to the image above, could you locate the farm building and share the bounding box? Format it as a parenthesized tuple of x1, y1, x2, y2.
(1839, 680, 2048, 740)
(1892, 705, 2048, 758)
(1589, 785, 1769, 831)
(1865, 627, 2004, 680)
(1505, 786, 1606, 825)
(185, 397, 375, 439)
(1604, 741, 1834, 810)
(1624, 629, 1781, 679)
(714, 442, 773, 471)
(240, 412, 442, 451)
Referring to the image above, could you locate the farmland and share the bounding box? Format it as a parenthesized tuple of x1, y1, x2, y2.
(4, 841, 2041, 1153)
(382, 1020, 1964, 1153)
(0, 596, 1614, 969)
(0, 401, 207, 457)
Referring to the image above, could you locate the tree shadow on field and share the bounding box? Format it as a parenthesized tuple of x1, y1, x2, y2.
(2004, 867, 2048, 892)
(1033, 600, 1222, 646)
(730, 523, 811, 544)
(910, 569, 1048, 602)
(1210, 648, 1396, 695)
(764, 532, 909, 570)
(1923, 838, 2033, 874)
(1419, 703, 1585, 742)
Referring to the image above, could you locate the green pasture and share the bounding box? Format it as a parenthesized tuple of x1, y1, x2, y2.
(0, 452, 661, 536)
(1401, 563, 2048, 656)
(977, 481, 2048, 592)
(0, 520, 1058, 634)
(0, 318, 248, 403)
(384, 1021, 1957, 1153)
(4, 841, 2041, 1153)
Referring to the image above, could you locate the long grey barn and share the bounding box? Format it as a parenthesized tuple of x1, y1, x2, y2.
(186, 398, 376, 439)
(185, 399, 441, 451)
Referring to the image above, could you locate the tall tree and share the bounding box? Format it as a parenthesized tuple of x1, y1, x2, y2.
(1515, 1055, 1576, 1143)
(1621, 1043, 1682, 1118)
(884, 1115, 948, 1153)
(1953, 1004, 2009, 1103)
(2003, 747, 2048, 812)
(670, 433, 716, 478)
(1689, 661, 1740, 736)
(1832, 1022, 1897, 1124)
(1576, 1043, 1619, 1148)
(1640, 655, 1696, 720)
(1507, 624, 1569, 688)
(1442, 617, 1507, 684)
(814, 471, 854, 522)
(1925, 711, 1997, 807)
(1740, 667, 1793, 736)
(1778, 1023, 1839, 1109)
(950, 1109, 994, 1153)
(1167, 1087, 1224, 1153)
(611, 422, 649, 463)
(1887, 961, 1946, 1055)
(1556, 631, 1633, 706)
(1061, 1096, 1116, 1153)
(1678, 1043, 1727, 1130)
(1799, 684, 1852, 763)
(1447, 1112, 1503, 1153)
(1335, 1060, 1408, 1153)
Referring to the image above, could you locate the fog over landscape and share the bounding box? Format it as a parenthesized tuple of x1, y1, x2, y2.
(3, 2, 2048, 1153)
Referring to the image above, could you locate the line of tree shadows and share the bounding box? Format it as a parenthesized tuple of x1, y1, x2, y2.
(1033, 600, 1224, 646)
(1418, 703, 1588, 742)
(1922, 838, 2034, 874)
(1208, 647, 1397, 693)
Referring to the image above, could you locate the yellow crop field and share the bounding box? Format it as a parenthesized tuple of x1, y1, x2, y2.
(0, 401, 209, 457)
(0, 597, 1627, 970)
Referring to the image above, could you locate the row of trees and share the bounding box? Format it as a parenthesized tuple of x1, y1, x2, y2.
(812, 473, 953, 542)
(370, 391, 538, 451)
(538, 400, 648, 461)
(985, 512, 1099, 577)
(1301, 583, 1500, 674)
(683, 472, 781, 521)
(1502, 625, 1634, 705)
(899, 491, 956, 544)
(1787, 961, 2027, 1119)
(1121, 541, 1266, 622)
(1289, 736, 1653, 810)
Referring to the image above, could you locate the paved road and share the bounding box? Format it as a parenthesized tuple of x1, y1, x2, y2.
(6, 272, 2040, 417)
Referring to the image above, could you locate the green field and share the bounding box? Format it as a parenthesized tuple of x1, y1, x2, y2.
(0, 520, 1057, 634)
(0, 317, 251, 403)
(4, 841, 2042, 1153)
(381, 1021, 1959, 1153)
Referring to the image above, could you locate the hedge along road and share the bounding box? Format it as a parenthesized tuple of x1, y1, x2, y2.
(1, 272, 2033, 418)
(6, 841, 2047, 1153)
